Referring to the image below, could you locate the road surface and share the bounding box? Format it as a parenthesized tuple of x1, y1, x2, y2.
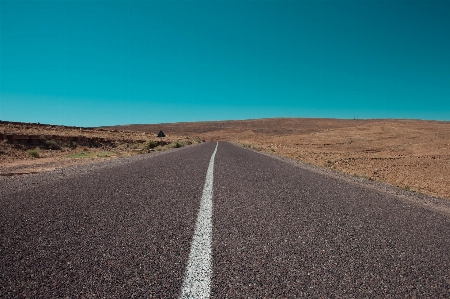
(1, 142, 449, 298)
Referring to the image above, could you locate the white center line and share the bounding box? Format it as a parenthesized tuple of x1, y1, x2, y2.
(179, 142, 218, 299)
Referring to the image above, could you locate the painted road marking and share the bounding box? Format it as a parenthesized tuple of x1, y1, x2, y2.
(179, 142, 218, 299)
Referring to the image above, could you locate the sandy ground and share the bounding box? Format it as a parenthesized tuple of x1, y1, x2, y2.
(1, 118, 449, 200)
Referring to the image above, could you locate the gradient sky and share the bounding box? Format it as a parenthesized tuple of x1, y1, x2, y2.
(1, 0, 449, 127)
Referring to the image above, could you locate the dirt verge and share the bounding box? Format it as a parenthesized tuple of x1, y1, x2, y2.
(0, 121, 203, 176)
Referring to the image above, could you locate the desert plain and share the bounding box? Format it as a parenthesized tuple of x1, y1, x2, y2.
(1, 118, 449, 200)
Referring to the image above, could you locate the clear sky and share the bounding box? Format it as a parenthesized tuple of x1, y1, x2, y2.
(1, 0, 449, 127)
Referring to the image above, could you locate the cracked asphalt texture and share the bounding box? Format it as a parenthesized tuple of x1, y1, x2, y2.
(1, 142, 449, 298)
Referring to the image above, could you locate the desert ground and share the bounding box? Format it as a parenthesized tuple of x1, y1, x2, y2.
(113, 118, 450, 200)
(0, 121, 202, 175)
(1, 118, 449, 200)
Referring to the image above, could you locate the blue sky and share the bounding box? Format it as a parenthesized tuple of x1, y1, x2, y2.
(1, 0, 449, 127)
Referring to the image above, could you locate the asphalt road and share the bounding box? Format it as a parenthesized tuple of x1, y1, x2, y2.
(1, 142, 449, 298)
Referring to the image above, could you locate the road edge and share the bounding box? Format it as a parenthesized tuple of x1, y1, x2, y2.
(229, 141, 450, 217)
